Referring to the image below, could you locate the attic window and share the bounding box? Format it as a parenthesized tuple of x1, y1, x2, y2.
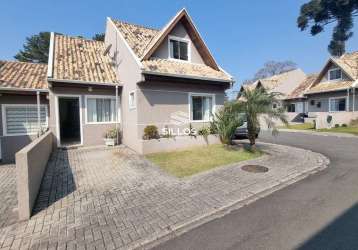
(169, 36, 189, 61)
(328, 68, 342, 81)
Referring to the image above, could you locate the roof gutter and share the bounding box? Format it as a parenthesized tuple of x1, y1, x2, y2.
(141, 70, 233, 84)
(48, 78, 122, 87)
(0, 87, 49, 93)
(304, 87, 351, 95)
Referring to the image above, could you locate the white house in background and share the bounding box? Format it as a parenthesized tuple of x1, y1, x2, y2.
(303, 51, 358, 128)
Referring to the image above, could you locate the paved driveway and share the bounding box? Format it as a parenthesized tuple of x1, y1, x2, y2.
(0, 142, 326, 249)
(155, 131, 358, 250)
(0, 164, 18, 229)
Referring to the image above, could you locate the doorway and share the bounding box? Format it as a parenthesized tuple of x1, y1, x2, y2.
(58, 97, 81, 146)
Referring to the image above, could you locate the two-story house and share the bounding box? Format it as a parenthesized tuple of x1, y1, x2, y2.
(0, 8, 233, 163)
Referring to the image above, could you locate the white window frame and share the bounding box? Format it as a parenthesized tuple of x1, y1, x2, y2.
(329, 96, 348, 112)
(168, 35, 191, 62)
(328, 67, 342, 81)
(129, 91, 136, 110)
(85, 95, 120, 124)
(188, 92, 216, 122)
(1, 104, 48, 137)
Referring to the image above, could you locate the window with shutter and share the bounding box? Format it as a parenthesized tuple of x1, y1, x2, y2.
(3, 105, 48, 136)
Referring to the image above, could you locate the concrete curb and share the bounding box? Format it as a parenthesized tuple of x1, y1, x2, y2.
(129, 146, 330, 250)
(278, 129, 358, 138)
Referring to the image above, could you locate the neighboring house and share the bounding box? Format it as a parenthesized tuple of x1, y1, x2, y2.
(303, 52, 358, 128)
(285, 73, 318, 122)
(0, 61, 49, 163)
(238, 68, 307, 122)
(0, 8, 233, 163)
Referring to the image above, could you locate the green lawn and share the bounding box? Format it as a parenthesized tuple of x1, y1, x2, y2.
(282, 123, 315, 130)
(281, 123, 358, 136)
(146, 144, 263, 178)
(316, 126, 358, 135)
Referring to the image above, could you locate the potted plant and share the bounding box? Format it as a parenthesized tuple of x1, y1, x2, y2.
(104, 128, 118, 146)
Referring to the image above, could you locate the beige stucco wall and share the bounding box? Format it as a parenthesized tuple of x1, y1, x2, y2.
(306, 112, 358, 129)
(105, 18, 143, 152)
(16, 131, 54, 220)
(0, 93, 49, 163)
(48, 85, 120, 147)
(306, 91, 358, 113)
(152, 21, 205, 64)
(137, 81, 227, 139)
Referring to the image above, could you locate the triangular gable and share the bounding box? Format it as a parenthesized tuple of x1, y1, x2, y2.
(141, 8, 220, 70)
(312, 57, 355, 88)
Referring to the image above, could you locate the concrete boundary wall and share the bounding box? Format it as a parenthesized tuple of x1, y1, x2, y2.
(16, 131, 54, 220)
(306, 112, 358, 129)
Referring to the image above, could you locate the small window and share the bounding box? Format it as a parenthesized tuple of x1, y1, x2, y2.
(287, 104, 296, 113)
(328, 68, 342, 81)
(329, 97, 346, 112)
(86, 97, 117, 123)
(3, 105, 48, 136)
(310, 100, 315, 106)
(316, 102, 321, 108)
(190, 94, 214, 121)
(129, 91, 136, 109)
(169, 37, 189, 61)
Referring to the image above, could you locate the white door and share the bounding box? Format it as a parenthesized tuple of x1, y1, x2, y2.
(296, 102, 304, 113)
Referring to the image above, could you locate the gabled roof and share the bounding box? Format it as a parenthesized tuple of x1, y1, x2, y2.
(305, 51, 358, 94)
(0, 61, 48, 90)
(287, 73, 318, 99)
(111, 20, 159, 58)
(50, 34, 119, 85)
(238, 69, 305, 97)
(110, 8, 231, 82)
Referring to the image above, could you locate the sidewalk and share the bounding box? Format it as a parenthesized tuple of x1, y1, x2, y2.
(0, 143, 329, 250)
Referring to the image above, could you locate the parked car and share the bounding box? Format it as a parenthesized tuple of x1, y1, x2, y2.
(233, 121, 260, 139)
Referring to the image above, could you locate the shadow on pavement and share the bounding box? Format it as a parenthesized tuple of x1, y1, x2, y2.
(297, 203, 358, 250)
(32, 149, 76, 215)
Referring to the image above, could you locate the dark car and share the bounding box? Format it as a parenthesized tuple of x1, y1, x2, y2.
(233, 122, 260, 139)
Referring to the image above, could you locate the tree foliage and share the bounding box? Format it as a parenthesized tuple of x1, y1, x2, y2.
(92, 33, 105, 41)
(243, 60, 297, 85)
(297, 0, 358, 56)
(15, 32, 51, 63)
(211, 102, 244, 145)
(237, 88, 287, 148)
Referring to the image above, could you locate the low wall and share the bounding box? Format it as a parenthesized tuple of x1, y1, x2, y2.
(16, 131, 54, 220)
(305, 112, 358, 129)
(141, 135, 221, 154)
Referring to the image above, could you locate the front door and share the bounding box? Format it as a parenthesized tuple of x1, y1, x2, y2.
(58, 97, 81, 146)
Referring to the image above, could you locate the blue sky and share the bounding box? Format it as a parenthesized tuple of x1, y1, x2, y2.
(1, 0, 358, 93)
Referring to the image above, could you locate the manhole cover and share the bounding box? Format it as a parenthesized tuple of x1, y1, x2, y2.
(241, 165, 268, 173)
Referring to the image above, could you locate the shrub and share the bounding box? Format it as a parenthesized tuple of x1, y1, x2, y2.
(104, 128, 119, 139)
(327, 115, 333, 124)
(334, 124, 340, 128)
(342, 124, 348, 127)
(143, 125, 159, 140)
(198, 126, 211, 137)
(350, 118, 358, 127)
(212, 103, 243, 145)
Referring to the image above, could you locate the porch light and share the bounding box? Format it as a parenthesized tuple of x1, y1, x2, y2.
(88, 87, 93, 92)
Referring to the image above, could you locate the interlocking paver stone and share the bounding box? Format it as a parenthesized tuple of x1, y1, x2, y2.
(0, 143, 328, 249)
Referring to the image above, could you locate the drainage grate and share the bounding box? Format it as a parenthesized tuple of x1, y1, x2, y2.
(241, 165, 268, 173)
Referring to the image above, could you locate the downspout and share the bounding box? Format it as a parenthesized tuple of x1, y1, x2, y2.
(347, 88, 350, 112)
(353, 88, 356, 112)
(36, 91, 41, 136)
(115, 85, 119, 144)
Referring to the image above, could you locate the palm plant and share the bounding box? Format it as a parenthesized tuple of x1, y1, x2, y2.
(238, 88, 288, 148)
(211, 101, 244, 145)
